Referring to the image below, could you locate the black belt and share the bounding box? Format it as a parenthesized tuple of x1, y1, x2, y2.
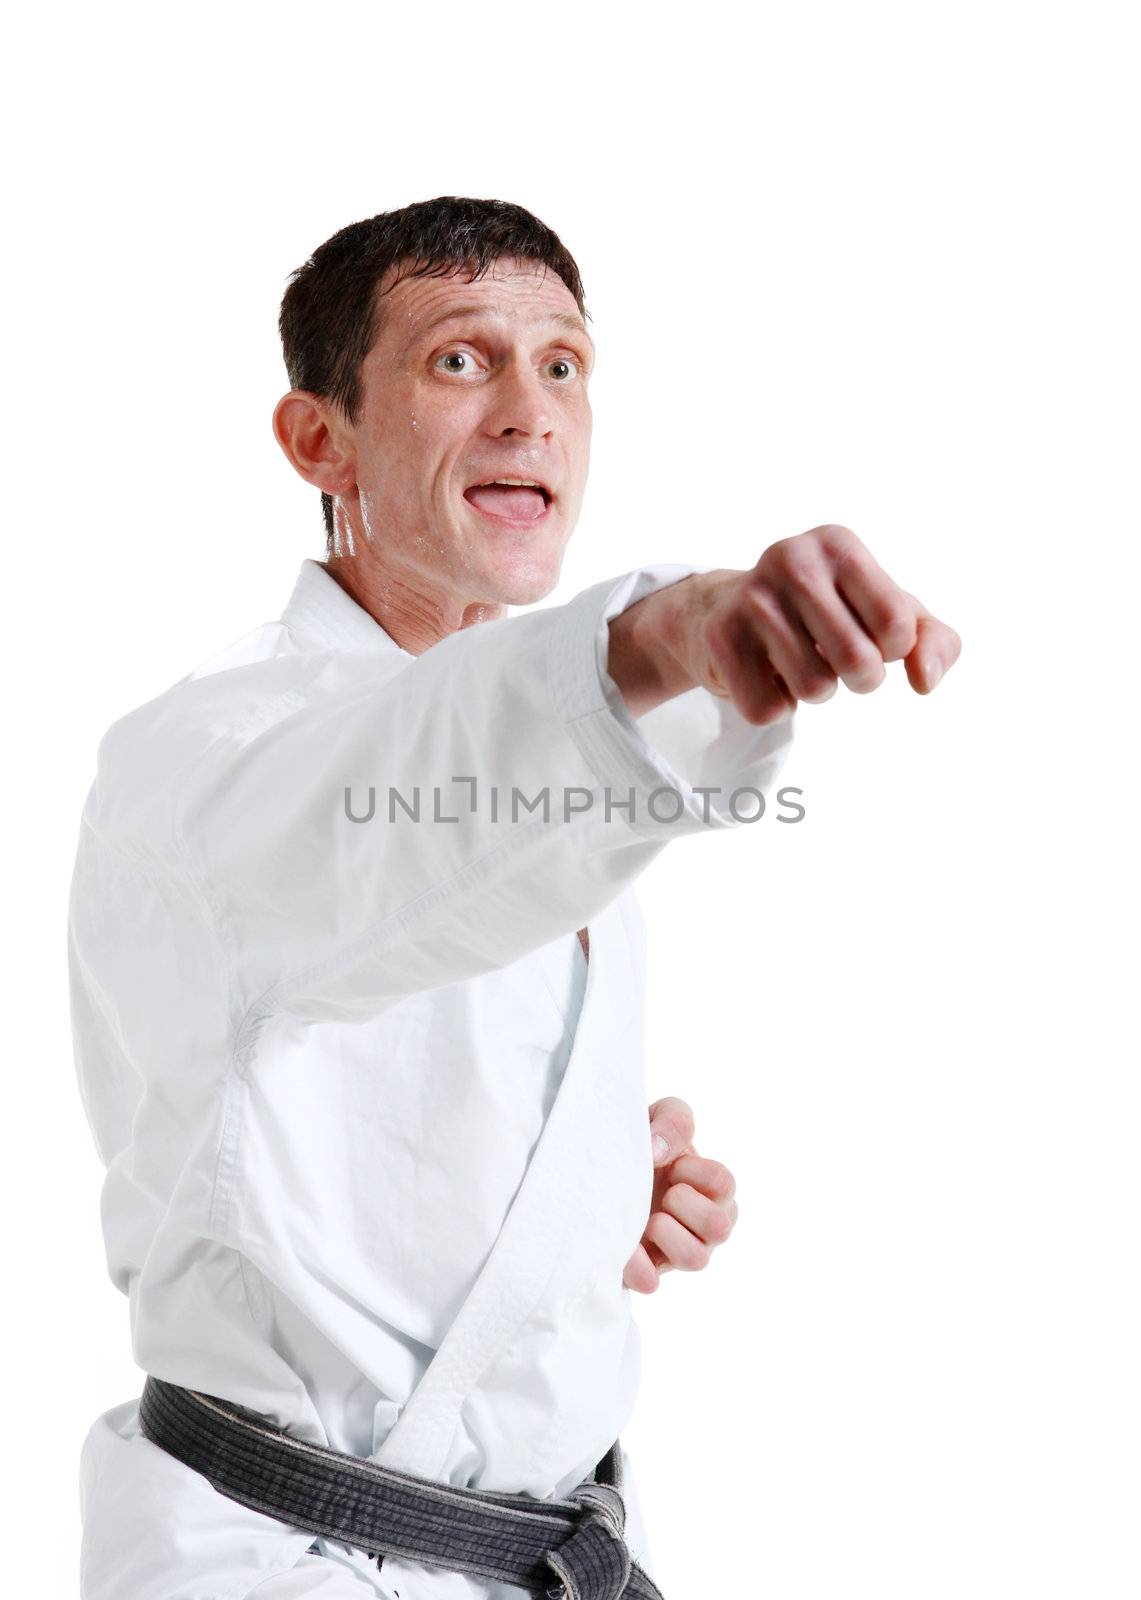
(139, 1376, 665, 1599)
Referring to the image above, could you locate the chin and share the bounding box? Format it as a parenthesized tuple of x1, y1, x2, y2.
(476, 544, 565, 608)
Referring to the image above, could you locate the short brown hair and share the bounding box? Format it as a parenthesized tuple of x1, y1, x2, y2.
(279, 197, 589, 552)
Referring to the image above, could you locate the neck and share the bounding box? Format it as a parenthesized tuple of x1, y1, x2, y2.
(323, 549, 509, 656)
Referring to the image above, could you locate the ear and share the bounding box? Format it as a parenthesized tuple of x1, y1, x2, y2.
(272, 391, 357, 496)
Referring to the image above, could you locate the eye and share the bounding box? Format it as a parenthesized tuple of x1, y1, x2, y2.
(435, 350, 480, 376)
(547, 357, 579, 381)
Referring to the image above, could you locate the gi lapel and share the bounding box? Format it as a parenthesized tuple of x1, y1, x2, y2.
(373, 901, 628, 1480)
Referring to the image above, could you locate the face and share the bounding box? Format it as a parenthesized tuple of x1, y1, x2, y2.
(340, 257, 594, 611)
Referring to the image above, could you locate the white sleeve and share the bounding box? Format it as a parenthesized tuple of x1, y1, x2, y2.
(136, 565, 793, 1024)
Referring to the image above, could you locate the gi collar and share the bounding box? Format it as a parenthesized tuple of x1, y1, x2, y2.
(280, 559, 412, 658)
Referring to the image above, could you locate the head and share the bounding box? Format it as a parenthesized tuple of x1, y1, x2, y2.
(274, 198, 594, 633)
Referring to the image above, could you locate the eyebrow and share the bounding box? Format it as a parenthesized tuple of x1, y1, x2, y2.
(400, 303, 595, 357)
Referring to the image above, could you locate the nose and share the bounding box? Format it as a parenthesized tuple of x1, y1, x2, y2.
(484, 356, 553, 439)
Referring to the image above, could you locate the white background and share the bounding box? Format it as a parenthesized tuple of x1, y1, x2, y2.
(5, 2, 1137, 1595)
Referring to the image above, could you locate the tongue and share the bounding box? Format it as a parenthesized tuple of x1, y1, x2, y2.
(465, 484, 546, 520)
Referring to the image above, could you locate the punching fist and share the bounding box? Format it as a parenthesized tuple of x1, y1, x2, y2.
(608, 525, 961, 722)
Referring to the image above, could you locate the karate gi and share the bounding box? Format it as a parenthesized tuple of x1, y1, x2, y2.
(69, 557, 793, 1599)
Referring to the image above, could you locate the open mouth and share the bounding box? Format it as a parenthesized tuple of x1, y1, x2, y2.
(463, 477, 553, 524)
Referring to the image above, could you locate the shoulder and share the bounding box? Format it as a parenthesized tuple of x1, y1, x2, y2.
(84, 618, 401, 864)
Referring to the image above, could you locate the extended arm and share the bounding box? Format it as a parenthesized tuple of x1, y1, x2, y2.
(607, 524, 961, 721)
(89, 564, 794, 1027)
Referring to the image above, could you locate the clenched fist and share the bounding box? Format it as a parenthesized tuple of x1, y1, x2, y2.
(623, 1097, 738, 1294)
(608, 525, 961, 722)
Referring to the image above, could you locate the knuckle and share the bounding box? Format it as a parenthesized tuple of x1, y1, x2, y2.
(847, 666, 886, 694)
(645, 1215, 669, 1251)
(703, 1161, 736, 1201)
(762, 535, 818, 584)
(817, 522, 857, 555)
(798, 669, 838, 703)
(778, 550, 822, 594)
(761, 535, 800, 564)
(742, 583, 786, 631)
(877, 605, 917, 655)
(664, 1181, 698, 1216)
(834, 640, 882, 680)
(707, 1206, 734, 1244)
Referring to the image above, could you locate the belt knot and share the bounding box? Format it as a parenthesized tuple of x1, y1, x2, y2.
(543, 1481, 631, 1600)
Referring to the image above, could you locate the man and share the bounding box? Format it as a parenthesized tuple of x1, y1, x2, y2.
(70, 197, 959, 1599)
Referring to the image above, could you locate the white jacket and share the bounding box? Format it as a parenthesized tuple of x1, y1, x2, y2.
(70, 557, 793, 1599)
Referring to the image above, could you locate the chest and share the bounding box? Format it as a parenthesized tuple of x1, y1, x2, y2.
(234, 900, 647, 1347)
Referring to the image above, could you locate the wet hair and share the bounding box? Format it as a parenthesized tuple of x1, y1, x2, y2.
(278, 197, 588, 553)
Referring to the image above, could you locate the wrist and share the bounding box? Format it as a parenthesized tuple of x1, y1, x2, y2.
(607, 569, 739, 718)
